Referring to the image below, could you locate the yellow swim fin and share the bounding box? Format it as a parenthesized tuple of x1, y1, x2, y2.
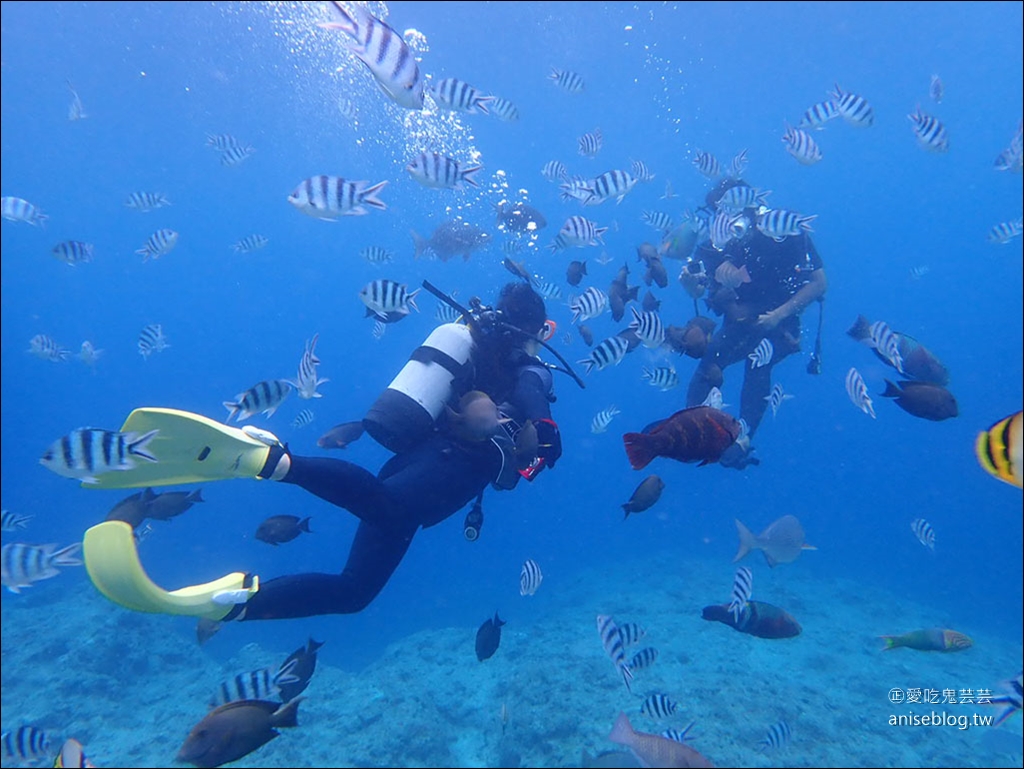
(83, 520, 258, 619)
(82, 407, 273, 489)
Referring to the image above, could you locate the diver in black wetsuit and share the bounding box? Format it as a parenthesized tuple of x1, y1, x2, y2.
(681, 179, 828, 469)
(233, 282, 563, 620)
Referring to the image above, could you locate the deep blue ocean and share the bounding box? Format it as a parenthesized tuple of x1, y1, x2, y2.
(2, 2, 1022, 767)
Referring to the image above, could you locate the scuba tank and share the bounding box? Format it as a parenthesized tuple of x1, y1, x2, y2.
(363, 322, 475, 453)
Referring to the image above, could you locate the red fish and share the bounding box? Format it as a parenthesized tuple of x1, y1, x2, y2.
(623, 406, 741, 470)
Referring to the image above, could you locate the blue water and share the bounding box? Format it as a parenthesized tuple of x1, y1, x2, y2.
(2, 2, 1021, 766)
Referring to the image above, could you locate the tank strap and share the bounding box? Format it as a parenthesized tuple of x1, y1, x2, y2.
(409, 345, 473, 383)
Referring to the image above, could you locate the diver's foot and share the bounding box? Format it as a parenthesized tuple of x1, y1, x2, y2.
(719, 442, 760, 470)
(244, 427, 290, 480)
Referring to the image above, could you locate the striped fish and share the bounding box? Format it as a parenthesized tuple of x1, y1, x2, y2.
(591, 406, 621, 434)
(798, 99, 839, 130)
(868, 320, 904, 373)
(641, 210, 674, 233)
(641, 694, 678, 720)
(578, 129, 603, 158)
(27, 334, 71, 362)
(729, 149, 749, 177)
(1, 196, 48, 226)
(764, 382, 794, 417)
(541, 160, 568, 181)
(619, 622, 646, 647)
(756, 721, 791, 752)
(205, 133, 243, 151)
(371, 320, 386, 340)
(430, 77, 493, 114)
(232, 234, 269, 254)
(748, 338, 774, 369)
(929, 74, 944, 103)
(909, 265, 931, 280)
(631, 159, 655, 182)
(519, 558, 543, 596)
(534, 282, 561, 301)
(288, 333, 329, 400)
(642, 366, 679, 391)
(782, 124, 823, 165)
(756, 209, 816, 242)
(830, 83, 874, 127)
(629, 647, 658, 670)
(717, 185, 771, 213)
(549, 68, 585, 93)
(321, 2, 424, 110)
(39, 428, 159, 483)
(435, 302, 461, 324)
(570, 287, 608, 323)
(987, 218, 1023, 244)
(138, 323, 170, 359)
(988, 671, 1023, 727)
(210, 660, 299, 708)
(993, 122, 1023, 172)
(596, 614, 633, 692)
(223, 379, 293, 423)
(629, 307, 665, 348)
(975, 411, 1023, 489)
(288, 175, 388, 219)
(0, 726, 52, 764)
(292, 409, 315, 429)
(488, 96, 520, 121)
(585, 170, 636, 204)
(559, 177, 595, 205)
(845, 367, 876, 419)
(360, 246, 394, 265)
(406, 152, 482, 190)
(910, 518, 935, 551)
(136, 228, 179, 261)
(124, 191, 171, 212)
(728, 566, 753, 623)
(359, 279, 420, 319)
(691, 149, 721, 178)
(2, 543, 81, 593)
(550, 216, 607, 252)
(711, 210, 746, 251)
(220, 143, 255, 166)
(1, 510, 32, 532)
(908, 106, 949, 153)
(579, 335, 630, 374)
(662, 722, 697, 744)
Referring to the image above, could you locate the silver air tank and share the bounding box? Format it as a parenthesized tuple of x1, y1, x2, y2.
(363, 322, 475, 453)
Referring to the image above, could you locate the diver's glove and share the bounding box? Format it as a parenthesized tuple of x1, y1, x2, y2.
(719, 442, 760, 470)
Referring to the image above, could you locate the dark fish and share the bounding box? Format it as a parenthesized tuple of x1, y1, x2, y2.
(701, 600, 802, 639)
(644, 257, 668, 289)
(496, 201, 547, 233)
(277, 638, 325, 702)
(623, 406, 742, 470)
(197, 618, 223, 646)
(105, 488, 156, 527)
(880, 379, 958, 421)
(636, 242, 659, 265)
(502, 257, 533, 283)
(642, 290, 661, 313)
(475, 611, 506, 661)
(879, 628, 972, 652)
(621, 475, 665, 518)
(616, 328, 643, 353)
(609, 282, 639, 323)
(411, 219, 491, 262)
(846, 315, 949, 385)
(176, 698, 302, 768)
(578, 324, 594, 346)
(317, 420, 365, 449)
(146, 488, 204, 521)
(733, 515, 815, 567)
(566, 260, 587, 286)
(665, 317, 716, 359)
(255, 515, 313, 546)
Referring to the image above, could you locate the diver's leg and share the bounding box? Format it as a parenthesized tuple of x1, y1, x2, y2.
(277, 455, 393, 523)
(240, 521, 415, 619)
(686, 322, 755, 407)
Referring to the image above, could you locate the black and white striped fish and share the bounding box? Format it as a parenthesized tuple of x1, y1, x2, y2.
(288, 175, 388, 219)
(1, 196, 48, 226)
(232, 234, 269, 254)
(210, 660, 300, 708)
(435, 302, 461, 324)
(756, 209, 816, 241)
(0, 726, 52, 764)
(39, 428, 159, 484)
(717, 185, 771, 213)
(206, 133, 243, 151)
(640, 694, 678, 720)
(710, 210, 746, 251)
(519, 558, 543, 596)
(359, 279, 420, 319)
(663, 722, 697, 744)
(631, 159, 655, 182)
(124, 191, 171, 212)
(321, 2, 424, 110)
(910, 518, 935, 551)
(559, 177, 595, 205)
(550, 216, 607, 251)
(629, 647, 658, 671)
(579, 335, 630, 374)
(987, 218, 1023, 244)
(549, 68, 585, 93)
(908, 106, 949, 153)
(619, 622, 647, 647)
(578, 129, 603, 158)
(729, 149, 749, 177)
(292, 409, 315, 429)
(782, 124, 823, 165)
(728, 566, 753, 623)
(288, 334, 329, 400)
(570, 286, 608, 323)
(536, 282, 562, 300)
(371, 320, 386, 340)
(27, 334, 71, 362)
(798, 99, 839, 131)
(591, 406, 621, 434)
(989, 671, 1023, 727)
(1, 510, 32, 531)
(929, 74, 944, 104)
(430, 77, 493, 114)
(596, 614, 633, 692)
(642, 366, 679, 391)
(221, 143, 255, 167)
(629, 307, 665, 348)
(748, 338, 774, 369)
(642, 210, 674, 233)
(361, 246, 394, 265)
(764, 382, 794, 417)
(868, 320, 904, 373)
(223, 380, 293, 423)
(2, 543, 81, 593)
(406, 152, 482, 190)
(136, 228, 179, 261)
(138, 323, 170, 359)
(691, 149, 721, 178)
(830, 83, 874, 127)
(585, 169, 636, 204)
(488, 96, 520, 121)
(756, 721, 791, 752)
(541, 160, 568, 181)
(845, 367, 876, 419)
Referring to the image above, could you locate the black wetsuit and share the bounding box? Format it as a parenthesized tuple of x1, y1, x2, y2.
(685, 230, 823, 437)
(242, 360, 559, 620)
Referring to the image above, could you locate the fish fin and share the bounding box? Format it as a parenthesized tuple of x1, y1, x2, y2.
(270, 696, 303, 728)
(127, 429, 161, 463)
(879, 636, 898, 651)
(188, 489, 204, 503)
(881, 379, 902, 398)
(622, 433, 655, 470)
(299, 517, 313, 533)
(732, 519, 756, 563)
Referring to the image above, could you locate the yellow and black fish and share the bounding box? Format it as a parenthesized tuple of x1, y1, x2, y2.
(975, 411, 1022, 489)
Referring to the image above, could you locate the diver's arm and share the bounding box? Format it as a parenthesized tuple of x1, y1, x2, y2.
(758, 268, 827, 329)
(511, 365, 562, 470)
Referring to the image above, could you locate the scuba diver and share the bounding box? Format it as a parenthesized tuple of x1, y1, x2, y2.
(81, 282, 569, 622)
(680, 178, 827, 469)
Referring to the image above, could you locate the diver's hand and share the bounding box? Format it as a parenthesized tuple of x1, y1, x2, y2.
(757, 307, 785, 330)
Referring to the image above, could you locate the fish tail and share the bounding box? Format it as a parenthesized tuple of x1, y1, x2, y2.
(299, 516, 313, 533)
(270, 696, 303, 728)
(188, 489, 204, 503)
(881, 379, 901, 398)
(732, 518, 757, 563)
(846, 314, 871, 341)
(128, 429, 160, 463)
(51, 542, 83, 567)
(360, 180, 388, 211)
(879, 635, 899, 651)
(622, 433, 655, 470)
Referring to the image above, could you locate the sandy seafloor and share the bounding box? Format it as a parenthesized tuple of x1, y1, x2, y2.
(2, 551, 1021, 769)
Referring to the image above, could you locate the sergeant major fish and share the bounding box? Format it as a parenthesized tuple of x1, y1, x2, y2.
(429, 77, 493, 114)
(519, 558, 543, 596)
(40, 427, 159, 483)
(138, 323, 169, 358)
(223, 380, 293, 422)
(210, 662, 300, 707)
(596, 615, 633, 692)
(1, 196, 48, 226)
(288, 334, 329, 399)
(406, 152, 482, 190)
(288, 175, 388, 219)
(136, 228, 179, 261)
(2, 542, 82, 593)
